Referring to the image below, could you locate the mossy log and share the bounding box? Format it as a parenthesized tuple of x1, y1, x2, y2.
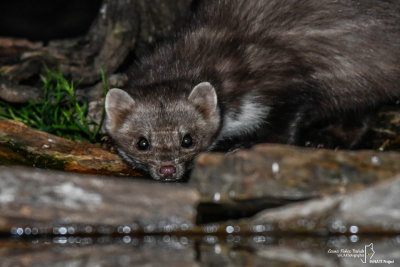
(0, 120, 140, 176)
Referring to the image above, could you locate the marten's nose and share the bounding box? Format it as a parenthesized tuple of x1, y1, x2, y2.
(159, 165, 176, 177)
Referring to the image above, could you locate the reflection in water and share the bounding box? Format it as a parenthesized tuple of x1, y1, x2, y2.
(1, 235, 399, 266)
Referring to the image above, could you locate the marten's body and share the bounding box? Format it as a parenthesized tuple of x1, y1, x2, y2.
(105, 0, 400, 181)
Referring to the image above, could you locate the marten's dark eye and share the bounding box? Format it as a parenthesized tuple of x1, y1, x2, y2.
(137, 137, 150, 151)
(181, 134, 193, 148)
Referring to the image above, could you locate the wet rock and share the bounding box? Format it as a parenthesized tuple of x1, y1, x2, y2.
(244, 175, 400, 235)
(0, 120, 140, 176)
(191, 144, 400, 203)
(0, 167, 199, 235)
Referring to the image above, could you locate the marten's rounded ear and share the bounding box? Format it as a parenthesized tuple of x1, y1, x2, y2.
(188, 82, 218, 117)
(105, 88, 135, 132)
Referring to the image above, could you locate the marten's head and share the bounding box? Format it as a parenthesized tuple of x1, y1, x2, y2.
(105, 82, 220, 181)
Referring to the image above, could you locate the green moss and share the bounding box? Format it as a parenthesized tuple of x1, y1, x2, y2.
(1, 140, 66, 170)
(0, 67, 108, 143)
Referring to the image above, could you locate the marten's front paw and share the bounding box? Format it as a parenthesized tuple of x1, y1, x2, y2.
(101, 135, 117, 153)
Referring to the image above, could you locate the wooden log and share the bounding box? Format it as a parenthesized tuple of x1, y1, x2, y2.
(0, 79, 43, 103)
(0, 37, 42, 59)
(0, 0, 194, 86)
(191, 144, 400, 203)
(369, 106, 400, 151)
(0, 166, 199, 235)
(0, 120, 140, 176)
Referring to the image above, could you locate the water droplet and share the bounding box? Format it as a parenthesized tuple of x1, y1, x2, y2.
(214, 244, 222, 254)
(48, 138, 55, 143)
(252, 225, 266, 233)
(67, 226, 76, 235)
(203, 224, 219, 233)
(24, 228, 32, 235)
(144, 224, 156, 233)
(180, 223, 189, 231)
(213, 192, 221, 202)
(371, 156, 380, 165)
(42, 144, 50, 149)
(58, 227, 67, 235)
(85, 225, 93, 233)
(350, 225, 359, 234)
(16, 228, 24, 236)
(122, 226, 131, 234)
(226, 225, 234, 234)
(272, 162, 280, 179)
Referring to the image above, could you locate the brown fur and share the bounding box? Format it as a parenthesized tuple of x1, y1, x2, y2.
(106, 0, 400, 181)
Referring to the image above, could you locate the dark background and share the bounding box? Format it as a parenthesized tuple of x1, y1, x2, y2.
(0, 0, 102, 41)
